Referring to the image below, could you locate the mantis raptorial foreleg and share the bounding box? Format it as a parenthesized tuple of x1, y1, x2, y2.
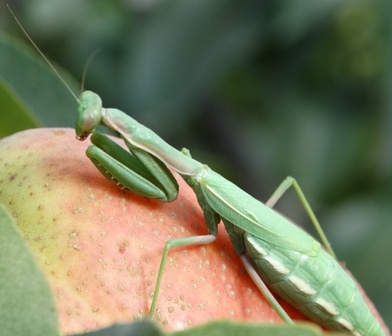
(265, 176, 337, 259)
(87, 132, 179, 201)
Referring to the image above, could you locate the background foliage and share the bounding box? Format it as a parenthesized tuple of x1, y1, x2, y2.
(1, 0, 391, 330)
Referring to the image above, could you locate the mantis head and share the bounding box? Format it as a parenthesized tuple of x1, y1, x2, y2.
(76, 91, 103, 141)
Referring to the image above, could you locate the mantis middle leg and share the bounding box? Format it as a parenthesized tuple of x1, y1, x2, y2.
(265, 176, 336, 259)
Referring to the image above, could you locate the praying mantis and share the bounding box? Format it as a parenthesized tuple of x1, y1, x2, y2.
(9, 7, 386, 336)
(74, 92, 384, 336)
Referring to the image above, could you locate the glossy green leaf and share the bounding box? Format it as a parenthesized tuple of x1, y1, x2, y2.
(0, 204, 60, 336)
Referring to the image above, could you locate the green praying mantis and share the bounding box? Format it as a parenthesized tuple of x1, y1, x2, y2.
(9, 7, 386, 336)
(74, 92, 385, 336)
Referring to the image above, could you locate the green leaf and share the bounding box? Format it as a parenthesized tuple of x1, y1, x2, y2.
(172, 321, 347, 336)
(0, 204, 60, 336)
(72, 320, 347, 336)
(73, 320, 163, 336)
(0, 79, 39, 138)
(0, 31, 80, 137)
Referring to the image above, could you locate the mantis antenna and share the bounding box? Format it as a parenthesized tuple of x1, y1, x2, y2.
(80, 49, 101, 93)
(7, 5, 79, 103)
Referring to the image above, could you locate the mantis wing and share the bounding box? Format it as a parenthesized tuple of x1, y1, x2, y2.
(198, 168, 320, 255)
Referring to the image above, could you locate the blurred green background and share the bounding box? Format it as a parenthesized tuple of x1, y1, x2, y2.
(1, 0, 391, 329)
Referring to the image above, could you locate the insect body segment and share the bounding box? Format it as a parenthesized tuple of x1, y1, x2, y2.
(245, 235, 383, 336)
(193, 169, 320, 255)
(76, 91, 101, 140)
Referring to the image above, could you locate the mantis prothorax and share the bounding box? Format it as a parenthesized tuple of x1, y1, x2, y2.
(9, 6, 385, 335)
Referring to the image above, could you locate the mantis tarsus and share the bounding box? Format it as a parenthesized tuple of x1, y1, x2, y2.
(10, 7, 386, 336)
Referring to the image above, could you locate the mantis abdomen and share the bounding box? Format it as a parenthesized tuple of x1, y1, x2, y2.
(245, 234, 383, 336)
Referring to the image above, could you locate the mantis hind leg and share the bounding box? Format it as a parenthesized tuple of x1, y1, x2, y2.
(86, 132, 179, 201)
(265, 176, 336, 259)
(222, 219, 294, 324)
(239, 254, 294, 324)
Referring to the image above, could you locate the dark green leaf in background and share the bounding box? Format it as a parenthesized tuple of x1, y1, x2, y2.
(0, 78, 39, 137)
(0, 31, 80, 137)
